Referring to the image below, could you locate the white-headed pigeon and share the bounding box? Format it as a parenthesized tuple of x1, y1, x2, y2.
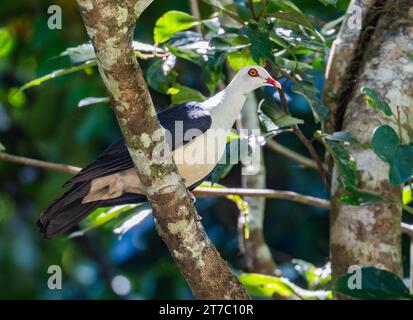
(38, 65, 281, 238)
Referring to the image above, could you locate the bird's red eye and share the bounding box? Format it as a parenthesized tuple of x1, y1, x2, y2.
(248, 68, 259, 77)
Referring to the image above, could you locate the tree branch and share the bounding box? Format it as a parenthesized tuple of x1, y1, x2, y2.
(195, 188, 330, 209)
(4, 151, 413, 238)
(75, 0, 249, 300)
(0, 152, 81, 174)
(0, 151, 329, 208)
(248, 0, 258, 21)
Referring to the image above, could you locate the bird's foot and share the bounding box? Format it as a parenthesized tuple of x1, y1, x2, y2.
(188, 190, 196, 203)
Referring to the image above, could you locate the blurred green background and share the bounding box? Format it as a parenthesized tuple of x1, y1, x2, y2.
(0, 0, 348, 299)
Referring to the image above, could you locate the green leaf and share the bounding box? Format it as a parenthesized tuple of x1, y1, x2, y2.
(209, 35, 249, 52)
(291, 79, 329, 123)
(245, 23, 273, 65)
(0, 142, 5, 151)
(265, 0, 324, 41)
(0, 27, 15, 58)
(258, 98, 304, 134)
(371, 125, 413, 185)
(334, 267, 413, 300)
(8, 88, 27, 108)
(60, 41, 161, 64)
(209, 138, 240, 183)
(68, 204, 139, 238)
(239, 273, 295, 298)
(293, 259, 331, 290)
(19, 60, 97, 92)
(78, 97, 109, 108)
(371, 125, 400, 163)
(321, 134, 389, 205)
(169, 84, 206, 104)
(20, 41, 161, 92)
(239, 273, 332, 300)
(113, 203, 152, 238)
(324, 140, 357, 188)
(389, 144, 413, 185)
(166, 45, 204, 66)
(317, 0, 337, 6)
(340, 185, 390, 206)
(361, 87, 393, 117)
(227, 49, 257, 72)
(146, 59, 178, 94)
(154, 11, 201, 44)
(266, 10, 314, 30)
(403, 185, 412, 205)
(324, 131, 360, 145)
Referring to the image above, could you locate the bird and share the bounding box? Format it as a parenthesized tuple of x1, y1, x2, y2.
(38, 65, 281, 239)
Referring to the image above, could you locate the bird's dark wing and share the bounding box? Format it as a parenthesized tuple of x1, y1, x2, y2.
(64, 102, 211, 187)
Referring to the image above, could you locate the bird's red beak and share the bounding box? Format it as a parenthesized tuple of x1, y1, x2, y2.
(266, 77, 282, 89)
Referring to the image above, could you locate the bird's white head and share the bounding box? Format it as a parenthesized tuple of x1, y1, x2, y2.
(228, 65, 282, 95)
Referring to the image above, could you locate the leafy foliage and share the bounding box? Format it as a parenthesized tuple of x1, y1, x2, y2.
(239, 273, 331, 300)
(293, 259, 331, 290)
(154, 11, 201, 44)
(319, 132, 388, 205)
(334, 267, 413, 300)
(371, 125, 413, 185)
(258, 98, 303, 135)
(403, 185, 412, 205)
(361, 87, 393, 117)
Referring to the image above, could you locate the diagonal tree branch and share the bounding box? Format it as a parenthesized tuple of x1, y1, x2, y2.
(75, 0, 249, 300)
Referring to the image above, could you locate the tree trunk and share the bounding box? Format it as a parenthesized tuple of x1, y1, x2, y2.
(76, 0, 249, 300)
(325, 0, 413, 289)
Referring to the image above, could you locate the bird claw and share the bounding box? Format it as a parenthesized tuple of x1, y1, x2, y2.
(188, 190, 196, 203)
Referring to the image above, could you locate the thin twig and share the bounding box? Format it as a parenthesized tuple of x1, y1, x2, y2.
(0, 152, 81, 174)
(266, 140, 318, 170)
(257, 0, 269, 21)
(277, 88, 330, 188)
(196, 187, 330, 209)
(293, 125, 330, 188)
(248, 0, 258, 21)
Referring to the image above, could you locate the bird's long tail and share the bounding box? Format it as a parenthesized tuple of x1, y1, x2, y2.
(38, 182, 147, 239)
(37, 182, 100, 239)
